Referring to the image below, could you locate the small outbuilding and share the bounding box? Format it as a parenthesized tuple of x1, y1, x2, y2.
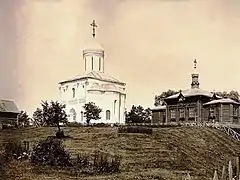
(0, 100, 20, 129)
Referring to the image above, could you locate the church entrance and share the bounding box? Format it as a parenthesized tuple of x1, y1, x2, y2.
(69, 108, 77, 122)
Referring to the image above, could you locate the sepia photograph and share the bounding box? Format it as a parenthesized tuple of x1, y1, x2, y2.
(1, 0, 240, 179)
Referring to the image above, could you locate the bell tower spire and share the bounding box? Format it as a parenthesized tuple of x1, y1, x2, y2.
(191, 59, 200, 89)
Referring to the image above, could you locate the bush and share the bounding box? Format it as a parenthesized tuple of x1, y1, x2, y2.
(56, 131, 65, 139)
(125, 123, 182, 128)
(118, 126, 153, 135)
(66, 122, 85, 127)
(91, 123, 111, 128)
(92, 150, 121, 173)
(3, 139, 25, 161)
(73, 150, 121, 174)
(0, 153, 8, 178)
(74, 153, 90, 168)
(30, 137, 71, 167)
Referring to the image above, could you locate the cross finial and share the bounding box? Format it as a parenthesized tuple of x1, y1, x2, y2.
(194, 59, 197, 69)
(90, 20, 97, 38)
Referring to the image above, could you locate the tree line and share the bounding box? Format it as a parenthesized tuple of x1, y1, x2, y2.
(16, 101, 152, 132)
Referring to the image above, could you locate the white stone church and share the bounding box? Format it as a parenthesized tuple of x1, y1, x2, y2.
(58, 20, 126, 124)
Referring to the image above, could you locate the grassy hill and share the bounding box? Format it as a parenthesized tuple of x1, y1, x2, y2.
(0, 126, 240, 180)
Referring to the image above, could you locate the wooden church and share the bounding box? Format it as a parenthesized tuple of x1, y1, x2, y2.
(151, 60, 240, 125)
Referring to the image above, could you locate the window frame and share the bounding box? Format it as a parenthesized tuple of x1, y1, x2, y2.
(189, 108, 195, 118)
(170, 109, 176, 119)
(106, 110, 111, 120)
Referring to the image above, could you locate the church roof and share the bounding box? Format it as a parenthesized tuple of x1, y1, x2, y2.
(0, 100, 20, 113)
(59, 71, 125, 85)
(83, 39, 104, 51)
(203, 98, 240, 106)
(151, 105, 166, 111)
(165, 88, 215, 100)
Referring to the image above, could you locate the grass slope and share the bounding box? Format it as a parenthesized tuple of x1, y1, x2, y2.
(0, 126, 240, 180)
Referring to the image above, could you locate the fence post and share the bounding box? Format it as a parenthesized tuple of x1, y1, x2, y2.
(185, 173, 191, 180)
(222, 165, 226, 180)
(229, 160, 233, 180)
(213, 170, 219, 180)
(236, 157, 239, 180)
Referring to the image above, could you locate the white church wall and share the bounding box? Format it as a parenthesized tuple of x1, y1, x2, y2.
(87, 91, 118, 124)
(59, 78, 126, 124)
(85, 78, 126, 124)
(120, 94, 126, 124)
(59, 79, 88, 123)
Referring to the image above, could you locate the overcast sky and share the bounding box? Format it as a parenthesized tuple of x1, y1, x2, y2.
(1, 0, 240, 115)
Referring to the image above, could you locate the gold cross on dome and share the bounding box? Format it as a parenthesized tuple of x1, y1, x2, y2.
(90, 20, 98, 38)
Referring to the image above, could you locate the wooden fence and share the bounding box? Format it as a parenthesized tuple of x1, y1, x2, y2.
(184, 157, 240, 180)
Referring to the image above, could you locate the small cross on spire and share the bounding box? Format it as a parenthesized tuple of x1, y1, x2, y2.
(90, 20, 97, 38)
(194, 59, 197, 69)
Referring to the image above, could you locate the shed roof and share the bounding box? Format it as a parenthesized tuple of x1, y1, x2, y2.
(0, 100, 20, 113)
(203, 98, 240, 106)
(151, 105, 166, 111)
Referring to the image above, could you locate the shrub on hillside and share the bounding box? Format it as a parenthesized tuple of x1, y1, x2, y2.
(92, 150, 121, 173)
(73, 150, 121, 174)
(56, 131, 65, 139)
(91, 123, 111, 128)
(118, 126, 153, 135)
(3, 139, 26, 161)
(74, 153, 90, 168)
(66, 122, 85, 127)
(30, 137, 71, 167)
(0, 153, 8, 178)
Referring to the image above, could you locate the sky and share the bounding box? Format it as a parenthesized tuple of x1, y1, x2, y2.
(1, 0, 240, 116)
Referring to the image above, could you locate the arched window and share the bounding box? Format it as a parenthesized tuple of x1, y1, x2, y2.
(106, 110, 110, 120)
(114, 100, 117, 114)
(69, 108, 76, 121)
(72, 88, 75, 98)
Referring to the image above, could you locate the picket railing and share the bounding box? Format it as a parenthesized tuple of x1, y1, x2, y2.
(185, 157, 240, 180)
(126, 122, 240, 142)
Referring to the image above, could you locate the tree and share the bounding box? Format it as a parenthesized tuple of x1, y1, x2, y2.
(17, 111, 30, 127)
(32, 108, 45, 127)
(154, 89, 179, 106)
(214, 90, 240, 102)
(143, 108, 152, 123)
(229, 90, 240, 102)
(32, 101, 68, 135)
(83, 102, 102, 125)
(125, 105, 152, 123)
(41, 101, 68, 133)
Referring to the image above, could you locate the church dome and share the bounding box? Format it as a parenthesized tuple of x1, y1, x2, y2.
(83, 39, 104, 52)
